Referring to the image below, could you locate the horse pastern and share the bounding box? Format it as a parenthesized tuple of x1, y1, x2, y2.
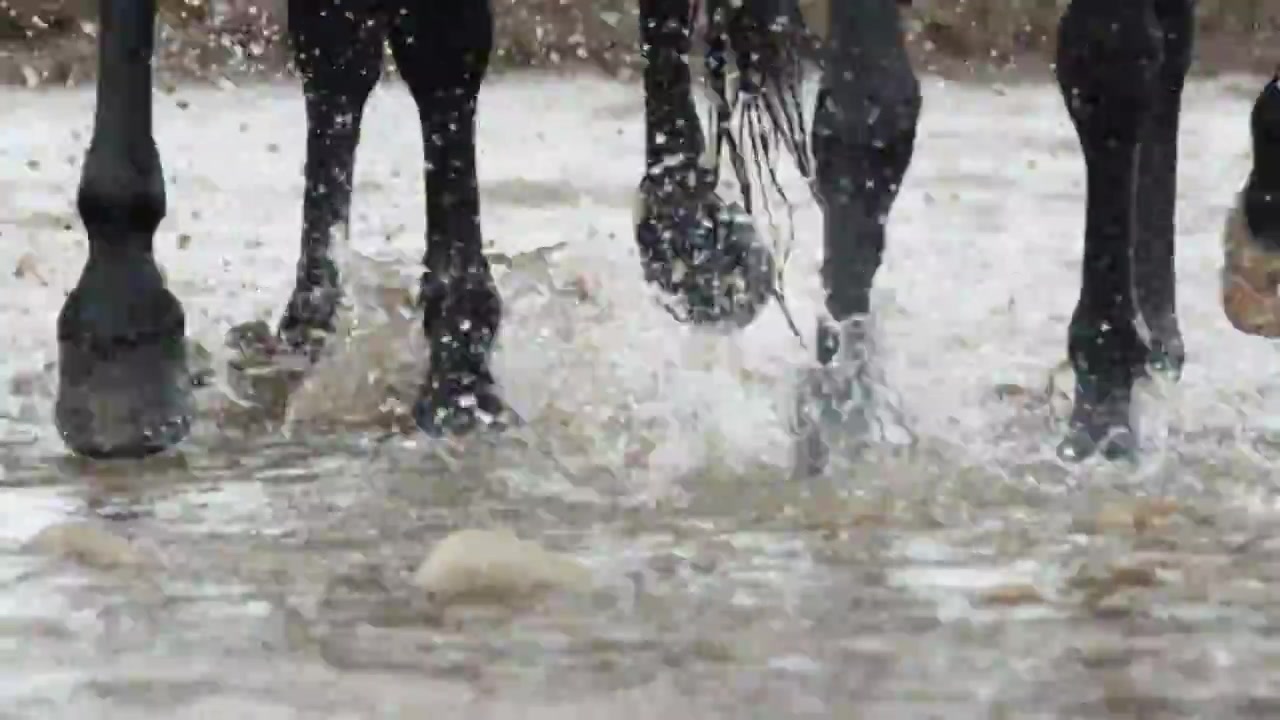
(1057, 385, 1138, 463)
(413, 383, 511, 438)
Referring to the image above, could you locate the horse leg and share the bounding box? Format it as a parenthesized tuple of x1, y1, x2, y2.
(388, 0, 507, 436)
(1220, 78, 1280, 336)
(278, 0, 385, 359)
(1132, 0, 1193, 379)
(56, 0, 193, 458)
(634, 0, 776, 327)
(793, 0, 921, 477)
(1055, 0, 1162, 461)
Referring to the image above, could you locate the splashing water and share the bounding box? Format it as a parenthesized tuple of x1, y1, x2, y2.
(2, 73, 1280, 716)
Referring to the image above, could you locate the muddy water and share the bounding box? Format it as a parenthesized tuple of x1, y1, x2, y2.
(3, 73, 1280, 717)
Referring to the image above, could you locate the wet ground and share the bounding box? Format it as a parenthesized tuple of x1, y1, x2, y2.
(3, 72, 1280, 717)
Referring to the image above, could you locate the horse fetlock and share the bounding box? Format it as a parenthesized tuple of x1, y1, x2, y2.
(1067, 320, 1146, 388)
(76, 141, 166, 240)
(420, 268, 501, 352)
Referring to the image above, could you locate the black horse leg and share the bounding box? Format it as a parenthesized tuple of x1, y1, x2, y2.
(1133, 0, 1194, 379)
(793, 0, 920, 477)
(813, 0, 919, 334)
(278, 0, 385, 359)
(638, 0, 703, 181)
(1055, 0, 1162, 461)
(389, 0, 507, 436)
(634, 0, 776, 327)
(56, 0, 193, 458)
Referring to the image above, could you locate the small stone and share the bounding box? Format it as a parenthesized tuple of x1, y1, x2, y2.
(25, 521, 150, 570)
(1073, 498, 1180, 536)
(411, 528, 592, 612)
(1108, 565, 1158, 589)
(690, 637, 736, 663)
(979, 583, 1045, 607)
(992, 383, 1030, 400)
(13, 252, 48, 286)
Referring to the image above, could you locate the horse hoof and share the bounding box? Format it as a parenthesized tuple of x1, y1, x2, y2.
(635, 177, 776, 328)
(1055, 390, 1137, 463)
(791, 367, 878, 477)
(413, 378, 512, 439)
(278, 259, 342, 362)
(1056, 424, 1137, 463)
(56, 326, 193, 459)
(790, 317, 880, 478)
(53, 264, 195, 459)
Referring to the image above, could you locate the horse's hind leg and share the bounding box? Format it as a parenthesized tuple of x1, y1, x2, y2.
(793, 0, 921, 476)
(388, 0, 507, 437)
(1133, 0, 1193, 379)
(57, 0, 194, 458)
(278, 0, 385, 359)
(1054, 1, 1162, 461)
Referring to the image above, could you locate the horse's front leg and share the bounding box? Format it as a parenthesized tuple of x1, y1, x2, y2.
(1133, 0, 1194, 379)
(276, 0, 385, 360)
(389, 0, 508, 437)
(793, 0, 921, 477)
(1055, 0, 1163, 461)
(633, 0, 775, 328)
(56, 0, 194, 458)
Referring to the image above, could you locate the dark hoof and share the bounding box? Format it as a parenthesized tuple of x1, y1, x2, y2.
(56, 330, 193, 460)
(1055, 387, 1137, 463)
(278, 258, 342, 361)
(635, 176, 776, 328)
(412, 377, 512, 438)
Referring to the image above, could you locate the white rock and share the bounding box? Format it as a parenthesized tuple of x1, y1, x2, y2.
(410, 528, 592, 609)
(24, 521, 150, 570)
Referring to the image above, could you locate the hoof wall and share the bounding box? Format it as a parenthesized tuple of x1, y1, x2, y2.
(56, 337, 193, 459)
